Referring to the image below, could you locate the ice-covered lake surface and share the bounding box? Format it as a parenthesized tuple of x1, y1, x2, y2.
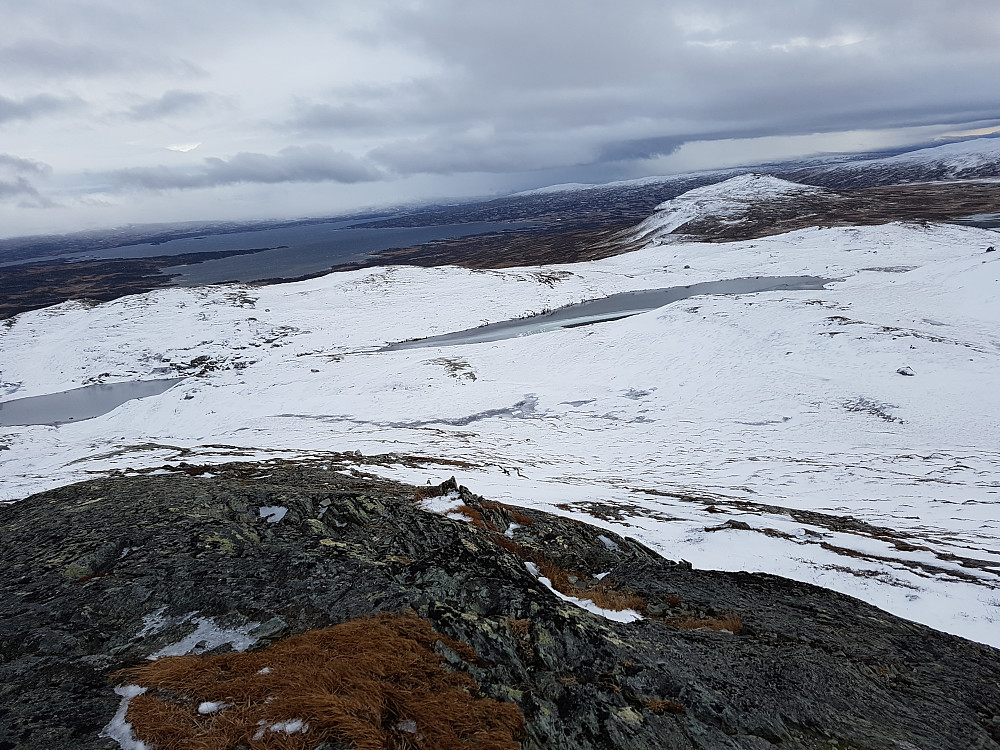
(952, 213, 1000, 230)
(0, 378, 184, 426)
(2, 179, 998, 649)
(384, 276, 832, 350)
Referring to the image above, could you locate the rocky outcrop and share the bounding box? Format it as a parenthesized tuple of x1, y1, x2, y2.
(1, 459, 998, 749)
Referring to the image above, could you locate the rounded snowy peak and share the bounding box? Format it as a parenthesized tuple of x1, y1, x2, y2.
(634, 174, 828, 241)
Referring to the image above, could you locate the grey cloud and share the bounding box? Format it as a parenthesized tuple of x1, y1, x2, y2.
(0, 154, 52, 177)
(0, 39, 203, 79)
(0, 94, 79, 124)
(126, 90, 223, 120)
(109, 145, 383, 190)
(0, 40, 126, 76)
(597, 137, 687, 163)
(290, 102, 387, 131)
(0, 154, 53, 206)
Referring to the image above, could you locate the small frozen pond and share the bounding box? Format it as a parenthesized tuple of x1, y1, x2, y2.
(951, 212, 1000, 230)
(383, 276, 833, 351)
(0, 378, 185, 427)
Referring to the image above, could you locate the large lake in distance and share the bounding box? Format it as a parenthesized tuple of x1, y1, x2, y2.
(77, 220, 536, 285)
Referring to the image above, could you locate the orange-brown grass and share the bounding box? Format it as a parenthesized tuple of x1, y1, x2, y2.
(508, 510, 534, 527)
(412, 486, 443, 502)
(479, 501, 534, 527)
(114, 612, 524, 750)
(496, 534, 646, 614)
(537, 560, 646, 612)
(452, 505, 500, 532)
(493, 534, 646, 613)
(505, 619, 531, 643)
(492, 536, 545, 566)
(646, 699, 687, 715)
(668, 614, 742, 633)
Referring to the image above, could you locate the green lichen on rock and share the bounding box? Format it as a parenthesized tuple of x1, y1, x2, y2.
(1, 459, 999, 749)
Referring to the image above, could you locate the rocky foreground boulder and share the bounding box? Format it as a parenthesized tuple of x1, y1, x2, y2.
(0, 458, 998, 749)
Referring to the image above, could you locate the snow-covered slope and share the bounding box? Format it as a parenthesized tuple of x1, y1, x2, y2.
(787, 137, 1000, 188)
(632, 174, 829, 241)
(2, 204, 999, 647)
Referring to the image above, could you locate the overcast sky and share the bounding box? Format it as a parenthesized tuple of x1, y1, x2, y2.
(2, 0, 999, 237)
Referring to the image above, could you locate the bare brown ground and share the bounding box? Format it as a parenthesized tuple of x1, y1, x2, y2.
(668, 614, 743, 633)
(115, 612, 524, 750)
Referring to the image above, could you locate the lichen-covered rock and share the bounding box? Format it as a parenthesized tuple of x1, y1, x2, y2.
(0, 459, 998, 749)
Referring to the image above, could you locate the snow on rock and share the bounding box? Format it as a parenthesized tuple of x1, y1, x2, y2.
(100, 685, 150, 750)
(148, 616, 259, 660)
(417, 490, 477, 523)
(259, 505, 288, 523)
(525, 562, 644, 623)
(632, 174, 828, 242)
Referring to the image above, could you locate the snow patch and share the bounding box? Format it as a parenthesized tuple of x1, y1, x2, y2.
(597, 534, 620, 551)
(525, 562, 644, 623)
(148, 616, 259, 660)
(417, 491, 463, 515)
(259, 506, 287, 523)
(100, 685, 150, 750)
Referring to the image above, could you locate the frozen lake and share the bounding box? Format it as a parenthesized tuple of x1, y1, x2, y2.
(383, 275, 832, 350)
(0, 378, 185, 427)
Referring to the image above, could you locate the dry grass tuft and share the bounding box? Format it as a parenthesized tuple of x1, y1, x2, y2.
(452, 505, 499, 532)
(537, 560, 646, 612)
(412, 486, 443, 502)
(491, 535, 646, 614)
(114, 612, 525, 750)
(646, 699, 687, 715)
(668, 614, 742, 633)
(509, 511, 534, 527)
(506, 618, 531, 640)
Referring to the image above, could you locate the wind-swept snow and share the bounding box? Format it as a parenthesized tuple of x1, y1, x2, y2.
(1, 205, 998, 646)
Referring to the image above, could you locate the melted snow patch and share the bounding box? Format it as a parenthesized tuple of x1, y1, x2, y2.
(525, 562, 643, 623)
(253, 719, 309, 740)
(598, 534, 620, 551)
(259, 505, 288, 523)
(148, 616, 259, 660)
(100, 685, 149, 750)
(417, 490, 463, 516)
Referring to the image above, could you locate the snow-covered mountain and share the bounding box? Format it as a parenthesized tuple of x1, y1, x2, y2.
(632, 174, 831, 242)
(783, 136, 1000, 188)
(2, 175, 999, 650)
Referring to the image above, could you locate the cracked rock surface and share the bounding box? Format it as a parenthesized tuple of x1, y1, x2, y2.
(1, 460, 998, 749)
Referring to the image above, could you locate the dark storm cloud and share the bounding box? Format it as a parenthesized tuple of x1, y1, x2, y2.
(109, 145, 382, 190)
(0, 94, 79, 124)
(125, 90, 222, 121)
(597, 137, 687, 163)
(348, 0, 1000, 174)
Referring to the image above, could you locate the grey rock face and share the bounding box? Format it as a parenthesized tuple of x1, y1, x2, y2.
(0, 459, 998, 749)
